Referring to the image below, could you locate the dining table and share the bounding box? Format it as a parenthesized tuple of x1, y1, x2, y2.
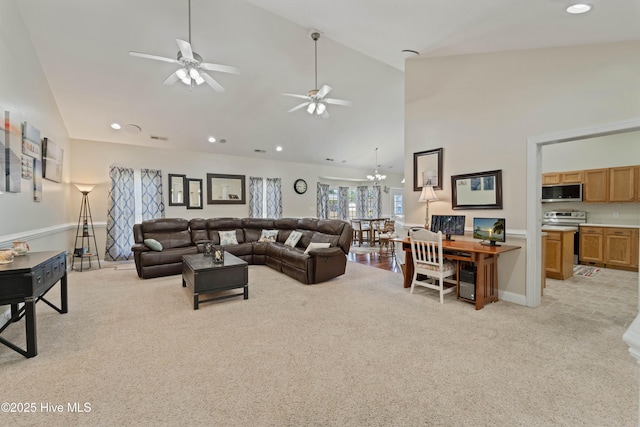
(352, 217, 388, 246)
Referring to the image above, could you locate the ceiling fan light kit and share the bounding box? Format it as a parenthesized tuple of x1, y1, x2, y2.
(129, 0, 239, 92)
(283, 31, 352, 118)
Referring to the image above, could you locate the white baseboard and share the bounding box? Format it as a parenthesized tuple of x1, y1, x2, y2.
(499, 289, 527, 306)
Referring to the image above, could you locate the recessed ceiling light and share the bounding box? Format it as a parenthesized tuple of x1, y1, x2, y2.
(110, 122, 121, 130)
(208, 136, 216, 143)
(566, 3, 592, 14)
(276, 145, 283, 152)
(219, 139, 227, 144)
(401, 49, 419, 56)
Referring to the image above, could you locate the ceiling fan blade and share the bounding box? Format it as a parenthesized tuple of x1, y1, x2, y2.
(201, 72, 225, 93)
(200, 62, 240, 74)
(129, 51, 177, 64)
(163, 71, 180, 85)
(325, 98, 352, 107)
(287, 102, 310, 113)
(176, 39, 194, 60)
(316, 84, 332, 99)
(282, 92, 310, 100)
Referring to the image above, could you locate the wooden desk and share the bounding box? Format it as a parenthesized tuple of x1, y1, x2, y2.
(393, 238, 520, 310)
(0, 251, 68, 358)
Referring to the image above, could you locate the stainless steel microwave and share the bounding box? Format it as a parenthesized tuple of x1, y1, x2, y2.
(541, 183, 583, 202)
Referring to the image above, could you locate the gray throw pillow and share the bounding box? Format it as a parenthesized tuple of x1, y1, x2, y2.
(144, 238, 163, 251)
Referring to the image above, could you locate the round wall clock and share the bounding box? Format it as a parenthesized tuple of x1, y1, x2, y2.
(294, 179, 308, 194)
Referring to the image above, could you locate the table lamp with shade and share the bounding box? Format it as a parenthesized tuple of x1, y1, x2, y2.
(419, 185, 438, 229)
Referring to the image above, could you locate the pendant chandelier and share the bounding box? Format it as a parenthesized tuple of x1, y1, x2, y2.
(366, 147, 386, 183)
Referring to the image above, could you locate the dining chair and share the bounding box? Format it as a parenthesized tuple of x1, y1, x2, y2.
(351, 220, 370, 247)
(378, 220, 397, 256)
(409, 228, 458, 303)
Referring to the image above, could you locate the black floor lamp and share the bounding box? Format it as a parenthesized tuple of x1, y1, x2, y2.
(71, 184, 101, 272)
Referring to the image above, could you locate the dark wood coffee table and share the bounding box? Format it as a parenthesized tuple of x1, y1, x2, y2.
(182, 252, 248, 310)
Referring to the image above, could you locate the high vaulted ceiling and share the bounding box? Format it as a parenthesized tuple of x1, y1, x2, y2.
(15, 0, 640, 175)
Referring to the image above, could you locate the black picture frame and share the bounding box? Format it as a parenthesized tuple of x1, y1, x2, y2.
(206, 173, 246, 205)
(451, 169, 503, 210)
(413, 148, 443, 191)
(186, 178, 203, 209)
(168, 174, 187, 206)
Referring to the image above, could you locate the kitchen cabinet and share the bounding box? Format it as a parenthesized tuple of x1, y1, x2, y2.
(544, 229, 574, 280)
(580, 225, 639, 271)
(632, 229, 639, 269)
(609, 166, 637, 202)
(580, 226, 604, 264)
(604, 228, 633, 266)
(583, 168, 609, 203)
(542, 171, 583, 185)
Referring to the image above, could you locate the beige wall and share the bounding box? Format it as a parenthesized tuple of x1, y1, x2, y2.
(405, 41, 640, 300)
(0, 0, 71, 242)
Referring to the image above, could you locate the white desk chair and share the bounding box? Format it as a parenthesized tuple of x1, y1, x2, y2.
(409, 229, 457, 303)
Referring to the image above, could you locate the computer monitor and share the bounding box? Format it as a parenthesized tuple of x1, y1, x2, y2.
(430, 215, 466, 241)
(473, 217, 506, 246)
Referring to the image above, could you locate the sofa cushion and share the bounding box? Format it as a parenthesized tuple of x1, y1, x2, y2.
(219, 230, 239, 245)
(284, 230, 303, 248)
(310, 232, 340, 248)
(281, 247, 310, 270)
(139, 246, 197, 266)
(258, 229, 279, 243)
(144, 238, 163, 251)
(304, 242, 331, 254)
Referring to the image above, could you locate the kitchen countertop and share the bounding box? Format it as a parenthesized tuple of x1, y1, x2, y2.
(580, 223, 640, 229)
(541, 225, 578, 232)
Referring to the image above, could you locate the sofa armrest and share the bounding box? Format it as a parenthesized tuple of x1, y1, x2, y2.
(131, 243, 150, 253)
(307, 247, 344, 257)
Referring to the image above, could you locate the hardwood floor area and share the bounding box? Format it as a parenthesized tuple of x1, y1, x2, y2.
(347, 251, 403, 274)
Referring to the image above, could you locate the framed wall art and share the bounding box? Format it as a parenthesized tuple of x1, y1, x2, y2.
(42, 138, 63, 183)
(413, 148, 443, 191)
(451, 169, 503, 210)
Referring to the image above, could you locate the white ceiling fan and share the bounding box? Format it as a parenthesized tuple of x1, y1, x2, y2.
(128, 0, 239, 92)
(283, 32, 352, 118)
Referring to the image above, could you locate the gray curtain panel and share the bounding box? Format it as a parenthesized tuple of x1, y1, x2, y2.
(338, 186, 349, 221)
(140, 168, 165, 221)
(249, 176, 263, 218)
(372, 185, 382, 217)
(356, 186, 368, 218)
(317, 183, 329, 219)
(105, 166, 135, 261)
(266, 177, 282, 219)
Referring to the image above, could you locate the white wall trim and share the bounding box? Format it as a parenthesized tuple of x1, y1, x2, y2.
(526, 117, 640, 308)
(0, 222, 107, 248)
(499, 289, 527, 306)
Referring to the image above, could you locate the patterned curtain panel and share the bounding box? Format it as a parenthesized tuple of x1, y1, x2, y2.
(140, 168, 165, 221)
(338, 186, 349, 221)
(317, 183, 329, 219)
(356, 186, 368, 218)
(371, 185, 382, 217)
(249, 177, 264, 218)
(105, 167, 135, 261)
(266, 177, 282, 219)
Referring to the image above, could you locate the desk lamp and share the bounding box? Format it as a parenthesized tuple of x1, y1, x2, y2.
(418, 185, 438, 229)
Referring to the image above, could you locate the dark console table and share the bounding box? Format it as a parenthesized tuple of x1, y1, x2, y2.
(0, 251, 67, 358)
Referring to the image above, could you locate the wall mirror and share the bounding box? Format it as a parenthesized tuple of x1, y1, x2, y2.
(413, 148, 443, 191)
(451, 169, 503, 209)
(206, 173, 246, 205)
(186, 178, 203, 209)
(168, 174, 187, 206)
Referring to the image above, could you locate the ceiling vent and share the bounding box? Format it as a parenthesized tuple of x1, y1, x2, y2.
(254, 149, 266, 153)
(150, 135, 169, 141)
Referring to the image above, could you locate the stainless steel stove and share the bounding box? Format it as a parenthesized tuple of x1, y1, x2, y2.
(543, 210, 587, 262)
(542, 210, 587, 228)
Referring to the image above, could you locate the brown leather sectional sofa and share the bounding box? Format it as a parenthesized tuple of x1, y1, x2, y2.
(132, 217, 353, 284)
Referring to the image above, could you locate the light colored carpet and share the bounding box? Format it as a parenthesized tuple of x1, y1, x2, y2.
(0, 261, 637, 426)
